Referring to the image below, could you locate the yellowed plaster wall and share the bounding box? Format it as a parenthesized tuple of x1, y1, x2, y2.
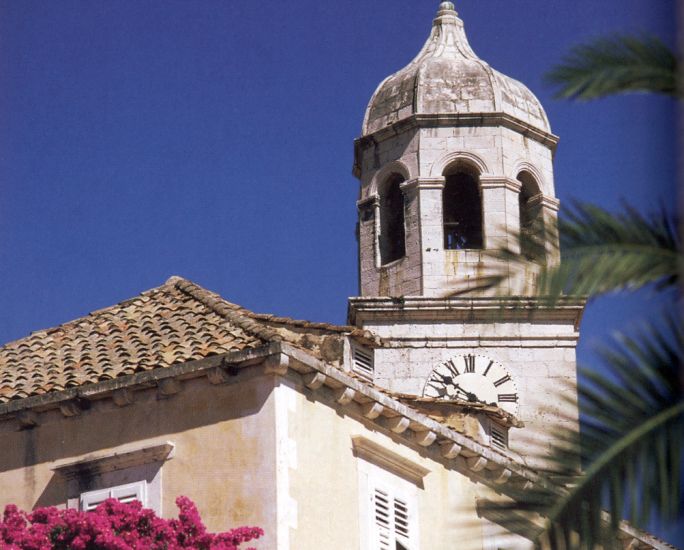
(0, 374, 278, 546)
(284, 377, 488, 550)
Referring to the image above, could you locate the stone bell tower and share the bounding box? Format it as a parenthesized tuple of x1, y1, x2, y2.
(348, 2, 584, 465)
(352, 1, 561, 299)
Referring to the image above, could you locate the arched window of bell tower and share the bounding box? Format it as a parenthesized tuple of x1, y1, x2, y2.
(517, 171, 545, 261)
(442, 165, 483, 250)
(378, 174, 406, 265)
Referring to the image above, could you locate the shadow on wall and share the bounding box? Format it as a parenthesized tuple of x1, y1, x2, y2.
(2, 372, 274, 508)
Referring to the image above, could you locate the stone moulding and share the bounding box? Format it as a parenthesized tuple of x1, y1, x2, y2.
(347, 296, 586, 328)
(355, 113, 560, 151)
(351, 435, 430, 486)
(52, 441, 175, 480)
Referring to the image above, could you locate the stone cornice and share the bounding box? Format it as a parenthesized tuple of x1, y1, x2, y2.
(352, 435, 431, 485)
(53, 442, 175, 480)
(479, 176, 522, 193)
(355, 113, 559, 151)
(356, 196, 379, 210)
(347, 296, 585, 329)
(539, 196, 560, 212)
(401, 177, 445, 192)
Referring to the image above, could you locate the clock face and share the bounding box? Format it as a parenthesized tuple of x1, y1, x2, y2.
(423, 354, 519, 415)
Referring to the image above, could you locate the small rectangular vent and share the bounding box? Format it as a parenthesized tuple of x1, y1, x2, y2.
(353, 346, 374, 378)
(490, 425, 508, 450)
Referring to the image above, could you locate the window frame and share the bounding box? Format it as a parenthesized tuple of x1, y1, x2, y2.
(53, 441, 173, 515)
(355, 437, 422, 550)
(370, 481, 415, 550)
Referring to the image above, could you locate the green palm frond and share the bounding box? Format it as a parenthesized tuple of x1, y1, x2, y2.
(477, 203, 681, 301)
(541, 314, 683, 547)
(479, 314, 683, 548)
(545, 34, 680, 100)
(548, 203, 680, 295)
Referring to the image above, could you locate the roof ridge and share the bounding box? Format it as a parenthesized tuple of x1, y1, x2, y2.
(169, 277, 282, 344)
(249, 312, 355, 333)
(168, 276, 381, 347)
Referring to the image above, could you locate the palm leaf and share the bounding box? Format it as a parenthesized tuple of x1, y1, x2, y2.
(479, 314, 683, 548)
(477, 203, 681, 302)
(545, 34, 680, 100)
(549, 203, 679, 296)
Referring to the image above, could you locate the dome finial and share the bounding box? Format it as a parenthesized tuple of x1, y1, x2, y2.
(437, 1, 457, 16)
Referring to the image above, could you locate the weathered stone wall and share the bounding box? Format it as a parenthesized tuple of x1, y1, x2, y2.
(364, 317, 579, 467)
(356, 123, 559, 299)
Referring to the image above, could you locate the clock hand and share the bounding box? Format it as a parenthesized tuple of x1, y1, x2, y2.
(453, 383, 480, 403)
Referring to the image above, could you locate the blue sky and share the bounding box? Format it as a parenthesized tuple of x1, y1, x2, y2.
(0, 0, 678, 542)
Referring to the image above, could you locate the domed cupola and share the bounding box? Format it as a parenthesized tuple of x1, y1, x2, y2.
(351, 2, 561, 301)
(362, 1, 551, 136)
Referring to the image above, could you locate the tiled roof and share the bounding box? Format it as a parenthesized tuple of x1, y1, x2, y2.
(0, 276, 364, 404)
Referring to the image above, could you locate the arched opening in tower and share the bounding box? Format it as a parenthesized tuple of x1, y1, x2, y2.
(379, 174, 406, 265)
(517, 171, 545, 262)
(442, 170, 483, 250)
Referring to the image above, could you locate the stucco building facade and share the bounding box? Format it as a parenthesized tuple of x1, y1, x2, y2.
(0, 3, 671, 549)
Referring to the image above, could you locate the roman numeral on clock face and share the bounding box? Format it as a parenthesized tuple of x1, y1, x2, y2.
(498, 393, 518, 403)
(442, 359, 460, 377)
(483, 360, 494, 376)
(493, 374, 511, 387)
(463, 354, 476, 373)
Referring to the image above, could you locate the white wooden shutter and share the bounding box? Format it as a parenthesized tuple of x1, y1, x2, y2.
(80, 488, 111, 511)
(394, 496, 411, 548)
(111, 482, 146, 504)
(373, 488, 392, 550)
(372, 485, 414, 550)
(80, 481, 146, 511)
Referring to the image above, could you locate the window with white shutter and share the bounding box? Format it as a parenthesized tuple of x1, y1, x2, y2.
(80, 481, 147, 511)
(371, 484, 416, 550)
(355, 438, 422, 550)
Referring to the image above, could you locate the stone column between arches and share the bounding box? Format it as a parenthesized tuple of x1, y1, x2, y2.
(404, 177, 445, 297)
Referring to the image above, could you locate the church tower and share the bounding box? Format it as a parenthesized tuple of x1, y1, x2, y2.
(348, 2, 584, 465)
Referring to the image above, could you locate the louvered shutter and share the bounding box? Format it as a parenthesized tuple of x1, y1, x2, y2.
(80, 488, 111, 511)
(80, 481, 146, 511)
(394, 496, 411, 547)
(111, 481, 146, 504)
(372, 485, 414, 549)
(373, 488, 392, 550)
(353, 346, 374, 378)
(490, 424, 508, 450)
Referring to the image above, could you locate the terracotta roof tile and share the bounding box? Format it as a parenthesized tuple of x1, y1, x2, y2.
(0, 276, 369, 404)
(0, 277, 272, 403)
